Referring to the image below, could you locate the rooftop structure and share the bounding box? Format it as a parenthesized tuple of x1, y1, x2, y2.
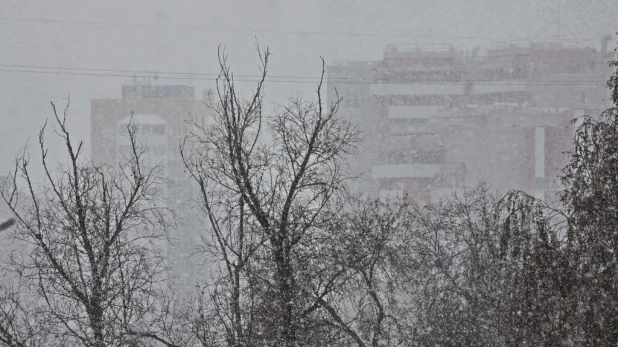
(121, 84, 195, 99)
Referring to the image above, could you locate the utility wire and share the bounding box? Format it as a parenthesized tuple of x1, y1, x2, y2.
(0, 16, 585, 42)
(1, 63, 610, 82)
(0, 63, 322, 80)
(0, 67, 606, 86)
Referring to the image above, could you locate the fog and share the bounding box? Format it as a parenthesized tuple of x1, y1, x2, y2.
(2, 1, 618, 346)
(1, 0, 616, 172)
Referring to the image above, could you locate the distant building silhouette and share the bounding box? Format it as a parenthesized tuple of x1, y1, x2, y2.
(91, 81, 212, 293)
(328, 39, 614, 204)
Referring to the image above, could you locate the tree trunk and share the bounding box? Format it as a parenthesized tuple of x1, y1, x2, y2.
(273, 240, 295, 347)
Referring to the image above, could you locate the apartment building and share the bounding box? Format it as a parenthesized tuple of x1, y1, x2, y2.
(91, 82, 211, 292)
(328, 39, 613, 204)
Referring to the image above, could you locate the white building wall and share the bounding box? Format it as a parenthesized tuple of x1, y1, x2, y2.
(370, 82, 527, 96)
(534, 127, 546, 200)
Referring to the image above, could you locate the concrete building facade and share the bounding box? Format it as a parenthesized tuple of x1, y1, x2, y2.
(328, 40, 613, 204)
(91, 83, 211, 292)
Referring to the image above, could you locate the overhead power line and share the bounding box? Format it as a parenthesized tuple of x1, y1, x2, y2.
(0, 66, 606, 86)
(0, 63, 323, 80)
(0, 67, 323, 83)
(0, 16, 585, 42)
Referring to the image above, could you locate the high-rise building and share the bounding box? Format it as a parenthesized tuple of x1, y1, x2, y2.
(92, 84, 208, 200)
(91, 82, 212, 292)
(328, 39, 613, 204)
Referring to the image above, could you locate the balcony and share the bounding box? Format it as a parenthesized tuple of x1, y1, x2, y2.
(372, 164, 442, 179)
(389, 106, 445, 119)
(370, 84, 463, 96)
(369, 81, 528, 96)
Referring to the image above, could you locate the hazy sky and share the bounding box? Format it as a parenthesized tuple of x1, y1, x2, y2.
(1, 0, 617, 177)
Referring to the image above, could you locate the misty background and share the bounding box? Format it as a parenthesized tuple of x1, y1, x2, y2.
(3, 2, 618, 345)
(1, 0, 617, 180)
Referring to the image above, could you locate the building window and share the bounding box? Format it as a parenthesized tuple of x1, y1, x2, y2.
(391, 96, 406, 106)
(580, 92, 587, 104)
(433, 176, 465, 189)
(170, 125, 185, 137)
(153, 124, 165, 135)
(97, 126, 114, 138)
(151, 145, 166, 156)
(117, 145, 132, 156)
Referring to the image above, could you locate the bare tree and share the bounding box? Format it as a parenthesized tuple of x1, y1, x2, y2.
(315, 196, 417, 347)
(181, 45, 360, 346)
(0, 101, 177, 347)
(0, 275, 53, 347)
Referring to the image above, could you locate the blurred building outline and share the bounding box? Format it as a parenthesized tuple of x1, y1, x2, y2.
(91, 81, 211, 292)
(328, 38, 614, 204)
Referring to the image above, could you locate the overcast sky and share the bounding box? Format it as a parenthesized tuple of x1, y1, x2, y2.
(1, 0, 617, 178)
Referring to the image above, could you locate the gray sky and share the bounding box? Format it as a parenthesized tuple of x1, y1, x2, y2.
(1, 0, 617, 178)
